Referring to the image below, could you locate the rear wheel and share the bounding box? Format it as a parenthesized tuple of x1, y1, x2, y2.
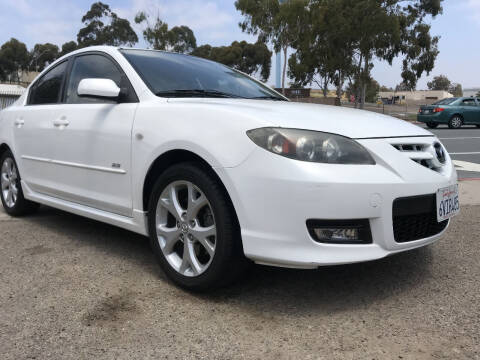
(426, 122, 438, 129)
(448, 115, 463, 129)
(0, 151, 39, 216)
(147, 162, 247, 291)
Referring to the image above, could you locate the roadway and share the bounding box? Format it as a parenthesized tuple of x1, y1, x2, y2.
(421, 125, 480, 179)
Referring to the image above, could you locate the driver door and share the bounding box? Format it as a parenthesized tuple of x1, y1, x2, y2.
(44, 53, 139, 217)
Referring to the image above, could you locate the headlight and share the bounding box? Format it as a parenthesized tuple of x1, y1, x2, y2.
(246, 127, 375, 164)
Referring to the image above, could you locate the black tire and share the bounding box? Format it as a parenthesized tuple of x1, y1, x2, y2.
(147, 162, 247, 291)
(426, 122, 438, 129)
(476, 125, 480, 128)
(0, 150, 39, 216)
(448, 115, 463, 129)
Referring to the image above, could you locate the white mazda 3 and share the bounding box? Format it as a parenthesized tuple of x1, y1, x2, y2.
(0, 46, 459, 290)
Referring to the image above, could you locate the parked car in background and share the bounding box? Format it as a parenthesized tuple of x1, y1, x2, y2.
(0, 46, 459, 291)
(417, 97, 480, 129)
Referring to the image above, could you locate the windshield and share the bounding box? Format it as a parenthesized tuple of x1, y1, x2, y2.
(433, 98, 457, 105)
(120, 49, 285, 100)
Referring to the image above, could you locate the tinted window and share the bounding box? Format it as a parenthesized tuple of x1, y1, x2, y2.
(29, 61, 68, 105)
(462, 99, 476, 106)
(433, 98, 457, 105)
(120, 49, 284, 100)
(66, 54, 135, 104)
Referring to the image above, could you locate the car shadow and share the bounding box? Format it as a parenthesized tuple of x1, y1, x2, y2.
(193, 246, 433, 315)
(23, 205, 434, 313)
(22, 205, 163, 279)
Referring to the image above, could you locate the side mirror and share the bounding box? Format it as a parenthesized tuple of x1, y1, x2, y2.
(77, 78, 121, 99)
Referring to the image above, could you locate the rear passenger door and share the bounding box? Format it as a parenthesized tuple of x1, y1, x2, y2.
(14, 60, 69, 193)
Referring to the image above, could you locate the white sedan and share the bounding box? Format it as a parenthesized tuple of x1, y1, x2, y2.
(0, 46, 459, 290)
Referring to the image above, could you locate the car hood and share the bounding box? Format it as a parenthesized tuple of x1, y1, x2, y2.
(166, 98, 432, 139)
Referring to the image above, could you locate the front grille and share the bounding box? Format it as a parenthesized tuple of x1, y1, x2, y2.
(391, 142, 443, 172)
(392, 194, 448, 243)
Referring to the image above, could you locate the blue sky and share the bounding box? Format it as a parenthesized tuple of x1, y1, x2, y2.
(0, 0, 478, 89)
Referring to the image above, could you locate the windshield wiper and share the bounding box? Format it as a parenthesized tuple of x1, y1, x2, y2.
(250, 95, 287, 101)
(156, 89, 246, 99)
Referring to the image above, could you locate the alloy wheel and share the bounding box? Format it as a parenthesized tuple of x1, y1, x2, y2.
(155, 180, 216, 277)
(451, 116, 462, 128)
(1, 158, 18, 208)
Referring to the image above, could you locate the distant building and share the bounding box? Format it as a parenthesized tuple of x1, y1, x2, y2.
(378, 90, 453, 105)
(0, 84, 26, 110)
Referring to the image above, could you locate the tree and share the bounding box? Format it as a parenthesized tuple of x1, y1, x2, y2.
(395, 82, 415, 92)
(346, 77, 379, 103)
(380, 85, 393, 92)
(288, 0, 356, 99)
(135, 12, 196, 53)
(235, 0, 309, 93)
(0, 38, 29, 82)
(427, 75, 451, 91)
(191, 41, 272, 82)
(449, 83, 463, 97)
(60, 41, 78, 57)
(77, 2, 138, 47)
(169, 26, 197, 53)
(30, 43, 59, 72)
(272, 0, 443, 108)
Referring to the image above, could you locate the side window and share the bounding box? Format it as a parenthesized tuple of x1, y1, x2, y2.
(462, 99, 476, 106)
(29, 61, 68, 105)
(66, 54, 135, 104)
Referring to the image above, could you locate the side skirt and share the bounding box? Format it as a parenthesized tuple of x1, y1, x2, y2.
(21, 180, 149, 236)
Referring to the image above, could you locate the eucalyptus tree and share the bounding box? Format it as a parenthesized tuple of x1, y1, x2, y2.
(77, 2, 138, 47)
(0, 38, 29, 82)
(135, 12, 197, 53)
(191, 41, 272, 82)
(60, 41, 78, 57)
(288, 0, 356, 99)
(349, 0, 443, 108)
(235, 0, 309, 93)
(30, 43, 59, 71)
(283, 0, 443, 107)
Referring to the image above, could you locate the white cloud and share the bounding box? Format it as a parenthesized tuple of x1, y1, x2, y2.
(0, 0, 83, 47)
(463, 0, 480, 23)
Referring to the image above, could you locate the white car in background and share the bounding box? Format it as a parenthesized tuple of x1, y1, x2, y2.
(0, 46, 459, 290)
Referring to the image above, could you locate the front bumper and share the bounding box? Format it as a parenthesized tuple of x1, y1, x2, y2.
(216, 136, 457, 268)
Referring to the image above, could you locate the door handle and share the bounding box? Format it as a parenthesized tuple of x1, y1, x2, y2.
(14, 119, 24, 127)
(53, 118, 69, 128)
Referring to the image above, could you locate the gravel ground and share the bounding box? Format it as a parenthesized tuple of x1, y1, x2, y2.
(0, 204, 479, 360)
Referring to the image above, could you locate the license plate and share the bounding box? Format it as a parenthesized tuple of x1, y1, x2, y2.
(436, 184, 460, 222)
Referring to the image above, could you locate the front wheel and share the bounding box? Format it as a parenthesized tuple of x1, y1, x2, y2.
(147, 163, 247, 291)
(448, 115, 463, 129)
(0, 151, 39, 216)
(426, 122, 438, 129)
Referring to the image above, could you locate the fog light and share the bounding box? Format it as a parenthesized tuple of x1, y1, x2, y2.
(306, 219, 372, 244)
(313, 228, 359, 242)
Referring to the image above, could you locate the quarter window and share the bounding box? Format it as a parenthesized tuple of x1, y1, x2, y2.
(29, 61, 68, 105)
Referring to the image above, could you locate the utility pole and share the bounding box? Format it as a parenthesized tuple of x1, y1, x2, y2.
(275, 0, 286, 89)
